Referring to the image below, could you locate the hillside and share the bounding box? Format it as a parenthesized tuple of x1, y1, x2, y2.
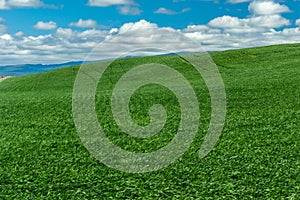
(0, 43, 299, 199)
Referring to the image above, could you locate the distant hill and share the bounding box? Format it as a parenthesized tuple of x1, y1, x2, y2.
(0, 61, 84, 76)
(0, 52, 206, 76)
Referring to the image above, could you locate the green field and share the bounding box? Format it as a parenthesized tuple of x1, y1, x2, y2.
(0, 43, 299, 199)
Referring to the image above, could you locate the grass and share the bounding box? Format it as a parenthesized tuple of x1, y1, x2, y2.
(0, 43, 299, 199)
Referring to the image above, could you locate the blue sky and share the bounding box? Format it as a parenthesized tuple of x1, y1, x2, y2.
(0, 0, 300, 65)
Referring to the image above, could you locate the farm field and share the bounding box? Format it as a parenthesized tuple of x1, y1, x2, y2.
(0, 43, 299, 199)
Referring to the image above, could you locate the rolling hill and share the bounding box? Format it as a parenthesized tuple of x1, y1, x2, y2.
(0, 43, 299, 199)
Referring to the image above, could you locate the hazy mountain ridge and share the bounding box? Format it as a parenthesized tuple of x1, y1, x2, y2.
(0, 61, 84, 76)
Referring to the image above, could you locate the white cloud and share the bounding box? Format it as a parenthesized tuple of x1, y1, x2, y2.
(154, 7, 190, 15)
(183, 25, 300, 51)
(248, 1, 290, 16)
(86, 20, 203, 61)
(0, 24, 7, 33)
(0, 20, 203, 65)
(209, 15, 245, 28)
(109, 28, 118, 35)
(88, 0, 135, 7)
(0, 17, 299, 65)
(182, 8, 190, 13)
(1, 0, 300, 67)
(0, 1, 298, 67)
(248, 15, 290, 28)
(296, 19, 300, 27)
(0, 17, 5, 23)
(155, 8, 177, 15)
(182, 2, 295, 51)
(184, 25, 209, 32)
(14, 31, 24, 37)
(69, 19, 98, 28)
(0, 17, 7, 33)
(33, 21, 57, 30)
(0, 0, 10, 9)
(117, 6, 142, 15)
(118, 20, 158, 33)
(0, 33, 12, 40)
(88, 0, 141, 16)
(208, 14, 290, 30)
(0, 0, 46, 9)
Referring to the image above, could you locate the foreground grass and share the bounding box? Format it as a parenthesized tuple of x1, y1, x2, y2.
(0, 44, 299, 199)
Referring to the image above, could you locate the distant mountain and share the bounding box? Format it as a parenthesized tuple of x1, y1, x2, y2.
(0, 61, 84, 76)
(0, 52, 204, 76)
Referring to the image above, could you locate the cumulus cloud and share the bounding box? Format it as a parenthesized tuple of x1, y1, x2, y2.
(88, 0, 135, 7)
(69, 19, 98, 28)
(154, 7, 190, 15)
(248, 15, 290, 28)
(183, 0, 295, 51)
(0, 27, 110, 65)
(1, 16, 299, 66)
(208, 1, 291, 33)
(248, 1, 290, 16)
(117, 20, 158, 33)
(182, 24, 300, 51)
(0, 20, 203, 65)
(0, 1, 299, 65)
(14, 31, 24, 37)
(209, 14, 290, 30)
(209, 16, 245, 28)
(33, 21, 57, 30)
(0, 0, 47, 9)
(85, 20, 203, 61)
(0, 33, 12, 40)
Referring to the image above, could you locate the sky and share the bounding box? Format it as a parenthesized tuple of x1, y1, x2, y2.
(0, 0, 300, 65)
